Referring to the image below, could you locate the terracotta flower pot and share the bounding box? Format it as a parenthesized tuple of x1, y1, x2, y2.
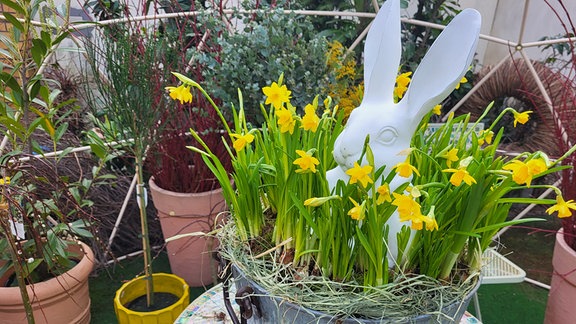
(544, 228, 576, 324)
(149, 177, 226, 287)
(0, 241, 94, 324)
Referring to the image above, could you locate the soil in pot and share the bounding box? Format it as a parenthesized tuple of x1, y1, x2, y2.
(125, 292, 180, 312)
(114, 273, 190, 324)
(2, 259, 81, 288)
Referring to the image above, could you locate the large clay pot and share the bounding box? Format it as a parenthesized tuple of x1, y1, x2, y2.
(0, 242, 94, 324)
(544, 228, 576, 324)
(114, 272, 189, 324)
(149, 177, 226, 287)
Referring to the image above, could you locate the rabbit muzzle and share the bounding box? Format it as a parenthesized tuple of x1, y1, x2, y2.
(332, 134, 359, 171)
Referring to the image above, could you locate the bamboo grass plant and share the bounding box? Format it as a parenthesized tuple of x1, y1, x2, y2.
(83, 22, 171, 307)
(167, 70, 576, 318)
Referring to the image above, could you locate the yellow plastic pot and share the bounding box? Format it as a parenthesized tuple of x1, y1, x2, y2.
(114, 273, 190, 324)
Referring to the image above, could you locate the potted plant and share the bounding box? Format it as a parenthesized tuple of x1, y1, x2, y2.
(143, 3, 233, 288)
(0, 159, 105, 324)
(0, 0, 112, 322)
(169, 1, 576, 321)
(83, 11, 189, 323)
(543, 6, 576, 322)
(545, 152, 576, 324)
(147, 91, 232, 288)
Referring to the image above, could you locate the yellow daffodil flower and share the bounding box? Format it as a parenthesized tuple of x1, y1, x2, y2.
(503, 160, 530, 186)
(345, 162, 374, 188)
(230, 133, 255, 151)
(376, 184, 392, 205)
(512, 110, 532, 127)
(503, 158, 545, 188)
(546, 195, 576, 218)
(432, 104, 442, 116)
(423, 206, 439, 231)
(410, 214, 425, 230)
(478, 129, 494, 145)
(424, 215, 439, 231)
(390, 194, 428, 230)
(263, 82, 292, 109)
(393, 159, 420, 178)
(440, 148, 459, 167)
(301, 103, 320, 132)
(394, 71, 412, 100)
(276, 107, 296, 134)
(392, 192, 421, 222)
(442, 168, 477, 186)
(526, 158, 548, 175)
(165, 84, 193, 104)
(293, 150, 320, 174)
(348, 197, 365, 221)
(455, 76, 468, 90)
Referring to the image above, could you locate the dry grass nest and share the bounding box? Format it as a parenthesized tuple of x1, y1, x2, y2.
(217, 221, 479, 322)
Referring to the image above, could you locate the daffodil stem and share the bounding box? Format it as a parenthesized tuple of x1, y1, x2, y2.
(470, 101, 494, 129)
(439, 251, 460, 280)
(172, 72, 232, 135)
(552, 142, 576, 167)
(417, 182, 446, 190)
(486, 107, 515, 133)
(440, 165, 485, 280)
(192, 84, 232, 135)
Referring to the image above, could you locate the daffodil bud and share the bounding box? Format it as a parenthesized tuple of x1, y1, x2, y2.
(304, 195, 340, 207)
(409, 186, 422, 198)
(459, 156, 474, 168)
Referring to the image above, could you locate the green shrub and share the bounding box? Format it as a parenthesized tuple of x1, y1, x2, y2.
(195, 7, 331, 124)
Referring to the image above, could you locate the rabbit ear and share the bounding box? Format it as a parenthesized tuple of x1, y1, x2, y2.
(402, 8, 481, 118)
(362, 0, 401, 106)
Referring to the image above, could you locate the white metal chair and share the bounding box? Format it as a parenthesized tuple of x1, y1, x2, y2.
(473, 248, 526, 321)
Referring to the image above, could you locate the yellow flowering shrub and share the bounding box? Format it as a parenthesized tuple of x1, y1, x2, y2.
(325, 41, 363, 119)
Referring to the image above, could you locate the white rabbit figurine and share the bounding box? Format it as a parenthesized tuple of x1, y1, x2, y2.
(326, 0, 481, 266)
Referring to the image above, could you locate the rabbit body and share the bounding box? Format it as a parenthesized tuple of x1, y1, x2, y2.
(327, 0, 481, 266)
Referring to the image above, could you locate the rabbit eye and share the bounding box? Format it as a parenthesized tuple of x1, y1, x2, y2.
(377, 127, 398, 145)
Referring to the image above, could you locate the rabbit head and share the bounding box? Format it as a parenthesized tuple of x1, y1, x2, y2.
(327, 0, 481, 191)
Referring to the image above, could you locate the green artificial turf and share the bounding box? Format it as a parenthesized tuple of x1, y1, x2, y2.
(469, 282, 548, 323)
